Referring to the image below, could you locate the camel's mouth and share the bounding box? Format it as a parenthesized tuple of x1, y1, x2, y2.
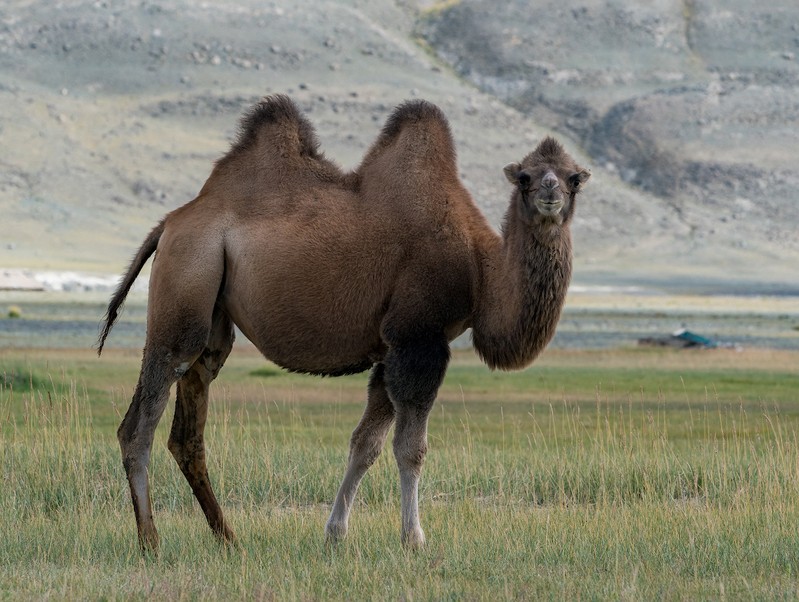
(534, 198, 564, 215)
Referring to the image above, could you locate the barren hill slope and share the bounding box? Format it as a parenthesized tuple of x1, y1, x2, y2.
(0, 0, 796, 291)
(419, 0, 799, 290)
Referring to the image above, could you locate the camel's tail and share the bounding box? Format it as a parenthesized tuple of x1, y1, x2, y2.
(97, 220, 165, 355)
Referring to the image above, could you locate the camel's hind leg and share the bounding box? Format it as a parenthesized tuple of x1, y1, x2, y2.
(118, 344, 205, 552)
(167, 305, 236, 544)
(117, 218, 225, 552)
(325, 363, 395, 541)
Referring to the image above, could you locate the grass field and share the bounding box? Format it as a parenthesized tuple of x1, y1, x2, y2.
(2, 345, 799, 600)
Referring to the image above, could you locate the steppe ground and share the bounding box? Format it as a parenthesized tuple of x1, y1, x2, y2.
(2, 340, 799, 600)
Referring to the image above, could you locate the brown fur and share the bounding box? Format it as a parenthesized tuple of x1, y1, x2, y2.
(99, 95, 590, 551)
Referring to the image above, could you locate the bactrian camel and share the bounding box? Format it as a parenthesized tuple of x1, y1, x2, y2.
(98, 95, 591, 551)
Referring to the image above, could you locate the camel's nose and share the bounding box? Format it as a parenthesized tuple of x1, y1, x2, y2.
(541, 172, 559, 190)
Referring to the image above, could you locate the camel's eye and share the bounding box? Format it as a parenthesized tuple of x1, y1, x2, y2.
(517, 172, 531, 188)
(568, 170, 591, 190)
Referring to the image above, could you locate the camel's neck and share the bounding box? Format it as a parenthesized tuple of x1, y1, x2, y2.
(472, 215, 572, 370)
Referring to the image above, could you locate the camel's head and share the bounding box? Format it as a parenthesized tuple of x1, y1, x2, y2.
(503, 137, 590, 225)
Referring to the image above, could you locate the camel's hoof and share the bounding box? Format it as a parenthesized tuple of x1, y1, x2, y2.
(401, 527, 426, 550)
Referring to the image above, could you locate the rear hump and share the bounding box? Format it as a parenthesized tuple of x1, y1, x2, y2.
(214, 94, 344, 186)
(226, 94, 321, 160)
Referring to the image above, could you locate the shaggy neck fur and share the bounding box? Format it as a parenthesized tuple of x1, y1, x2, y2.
(472, 199, 573, 371)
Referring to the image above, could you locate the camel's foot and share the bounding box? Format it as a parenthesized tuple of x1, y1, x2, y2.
(401, 526, 425, 550)
(324, 518, 348, 545)
(215, 524, 240, 549)
(137, 524, 160, 555)
(214, 528, 245, 557)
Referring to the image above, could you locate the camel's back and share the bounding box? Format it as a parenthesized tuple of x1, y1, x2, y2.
(163, 96, 489, 282)
(190, 96, 483, 241)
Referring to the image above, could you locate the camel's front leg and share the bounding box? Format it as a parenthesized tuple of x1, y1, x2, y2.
(392, 407, 431, 547)
(383, 335, 449, 548)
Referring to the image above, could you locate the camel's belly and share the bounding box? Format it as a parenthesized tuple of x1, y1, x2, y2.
(220, 281, 387, 376)
(219, 217, 403, 374)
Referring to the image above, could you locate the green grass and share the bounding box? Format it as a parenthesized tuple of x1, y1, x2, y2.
(1, 347, 799, 599)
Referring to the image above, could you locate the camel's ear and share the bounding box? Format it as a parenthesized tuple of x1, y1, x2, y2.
(504, 163, 532, 191)
(568, 169, 591, 191)
(503, 162, 522, 185)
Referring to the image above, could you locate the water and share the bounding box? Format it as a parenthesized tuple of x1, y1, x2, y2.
(1, 296, 797, 351)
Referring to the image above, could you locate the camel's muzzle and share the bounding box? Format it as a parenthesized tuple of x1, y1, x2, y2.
(534, 197, 565, 216)
(533, 171, 564, 215)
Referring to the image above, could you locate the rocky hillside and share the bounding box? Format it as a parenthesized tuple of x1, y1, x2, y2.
(419, 0, 799, 290)
(1, 0, 796, 291)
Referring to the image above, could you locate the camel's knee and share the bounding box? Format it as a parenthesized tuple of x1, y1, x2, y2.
(167, 434, 205, 471)
(166, 435, 186, 464)
(117, 415, 132, 448)
(117, 399, 164, 459)
(393, 438, 428, 475)
(349, 428, 387, 470)
(118, 353, 178, 452)
(118, 420, 152, 466)
(166, 414, 205, 473)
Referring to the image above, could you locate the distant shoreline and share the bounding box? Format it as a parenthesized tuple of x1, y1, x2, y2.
(2, 268, 799, 298)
